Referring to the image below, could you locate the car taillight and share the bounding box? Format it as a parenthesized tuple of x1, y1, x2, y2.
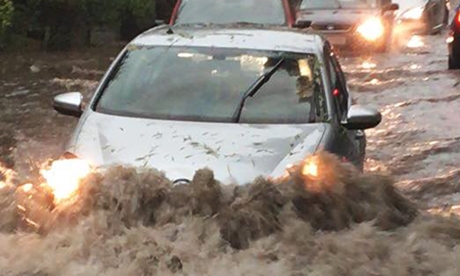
(456, 12, 460, 28)
(450, 11, 460, 32)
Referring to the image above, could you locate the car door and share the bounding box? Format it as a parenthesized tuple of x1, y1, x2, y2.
(324, 45, 364, 167)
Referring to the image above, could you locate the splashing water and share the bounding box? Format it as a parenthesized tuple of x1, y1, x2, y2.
(360, 60, 377, 69)
(0, 152, 458, 275)
(409, 64, 422, 70)
(407, 35, 425, 49)
(0, 164, 15, 190)
(370, 78, 380, 85)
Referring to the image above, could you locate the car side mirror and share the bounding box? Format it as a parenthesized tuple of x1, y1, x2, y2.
(293, 20, 312, 29)
(343, 105, 381, 130)
(53, 92, 83, 118)
(384, 3, 399, 11)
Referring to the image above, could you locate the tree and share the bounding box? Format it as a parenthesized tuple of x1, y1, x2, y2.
(2, 0, 175, 50)
(116, 0, 157, 40)
(0, 0, 13, 37)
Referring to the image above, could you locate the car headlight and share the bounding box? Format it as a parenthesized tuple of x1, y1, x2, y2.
(301, 157, 320, 180)
(401, 6, 425, 20)
(40, 154, 92, 203)
(356, 17, 384, 41)
(283, 156, 321, 181)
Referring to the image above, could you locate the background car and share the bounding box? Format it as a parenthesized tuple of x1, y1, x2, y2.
(295, 0, 399, 52)
(394, 0, 450, 35)
(52, 26, 381, 185)
(169, 0, 295, 26)
(448, 4, 460, 69)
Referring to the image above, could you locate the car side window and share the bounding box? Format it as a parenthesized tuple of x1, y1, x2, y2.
(326, 58, 342, 120)
(325, 51, 348, 123)
(324, 43, 348, 120)
(328, 52, 349, 121)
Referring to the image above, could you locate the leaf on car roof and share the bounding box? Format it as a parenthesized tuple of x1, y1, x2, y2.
(126, 44, 142, 51)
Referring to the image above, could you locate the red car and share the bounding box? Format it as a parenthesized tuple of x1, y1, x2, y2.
(169, 0, 296, 27)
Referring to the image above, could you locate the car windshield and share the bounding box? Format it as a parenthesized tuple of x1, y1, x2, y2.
(175, 0, 286, 25)
(95, 46, 325, 124)
(391, 0, 424, 12)
(300, 0, 378, 9)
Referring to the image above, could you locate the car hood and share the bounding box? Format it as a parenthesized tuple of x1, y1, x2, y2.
(70, 112, 326, 185)
(297, 9, 380, 26)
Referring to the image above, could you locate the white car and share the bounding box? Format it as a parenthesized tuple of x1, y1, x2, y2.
(53, 25, 381, 185)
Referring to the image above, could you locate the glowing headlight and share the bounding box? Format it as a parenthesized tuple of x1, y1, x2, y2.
(401, 6, 424, 20)
(41, 158, 92, 202)
(301, 156, 320, 180)
(356, 17, 384, 41)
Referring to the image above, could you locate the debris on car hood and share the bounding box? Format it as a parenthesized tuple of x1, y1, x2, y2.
(71, 112, 326, 184)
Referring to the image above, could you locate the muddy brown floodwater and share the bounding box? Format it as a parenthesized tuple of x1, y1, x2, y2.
(1, 30, 460, 275)
(0, 45, 123, 178)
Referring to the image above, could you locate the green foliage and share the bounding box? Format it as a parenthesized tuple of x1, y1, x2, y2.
(117, 0, 157, 24)
(0, 0, 13, 33)
(2, 0, 175, 50)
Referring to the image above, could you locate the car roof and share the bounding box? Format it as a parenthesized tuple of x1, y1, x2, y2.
(130, 25, 326, 55)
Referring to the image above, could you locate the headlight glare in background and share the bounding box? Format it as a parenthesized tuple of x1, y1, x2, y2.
(356, 17, 384, 41)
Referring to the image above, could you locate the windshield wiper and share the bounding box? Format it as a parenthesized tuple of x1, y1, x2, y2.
(231, 58, 285, 123)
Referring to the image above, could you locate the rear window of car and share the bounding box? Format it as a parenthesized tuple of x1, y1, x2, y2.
(300, 0, 378, 10)
(95, 46, 326, 124)
(175, 0, 286, 25)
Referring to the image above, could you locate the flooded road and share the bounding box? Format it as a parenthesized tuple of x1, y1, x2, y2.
(1, 30, 460, 275)
(342, 34, 460, 211)
(0, 46, 121, 177)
